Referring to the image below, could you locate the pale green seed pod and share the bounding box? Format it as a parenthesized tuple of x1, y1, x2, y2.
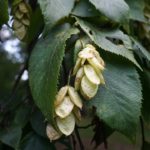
(73, 106, 82, 121)
(80, 76, 98, 100)
(46, 124, 61, 141)
(56, 113, 75, 136)
(73, 57, 82, 75)
(55, 96, 74, 118)
(68, 86, 83, 109)
(87, 57, 105, 72)
(14, 25, 26, 40)
(84, 65, 100, 85)
(74, 67, 84, 90)
(54, 86, 68, 106)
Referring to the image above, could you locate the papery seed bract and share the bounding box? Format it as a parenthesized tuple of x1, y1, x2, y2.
(84, 65, 100, 85)
(54, 86, 68, 106)
(46, 124, 61, 141)
(73, 57, 82, 75)
(75, 67, 84, 90)
(15, 25, 26, 40)
(78, 47, 94, 59)
(99, 73, 105, 85)
(73, 106, 81, 121)
(55, 96, 74, 118)
(80, 76, 98, 100)
(56, 113, 75, 136)
(68, 86, 83, 109)
(81, 58, 86, 66)
(19, 2, 28, 13)
(87, 57, 105, 72)
(12, 19, 22, 29)
(15, 10, 23, 19)
(86, 44, 96, 50)
(22, 18, 30, 26)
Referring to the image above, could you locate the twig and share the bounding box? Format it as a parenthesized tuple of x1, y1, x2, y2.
(11, 64, 27, 95)
(140, 116, 145, 149)
(76, 123, 93, 129)
(71, 134, 77, 150)
(75, 126, 85, 150)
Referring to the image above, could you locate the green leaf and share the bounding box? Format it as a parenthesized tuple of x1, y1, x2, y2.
(125, 0, 146, 22)
(75, 18, 141, 70)
(89, 0, 129, 22)
(20, 132, 55, 150)
(0, 125, 22, 149)
(13, 105, 32, 128)
(131, 37, 150, 62)
(0, 0, 9, 28)
(141, 69, 150, 124)
(38, 0, 75, 29)
(88, 55, 142, 140)
(30, 110, 47, 138)
(29, 25, 79, 126)
(72, 0, 99, 17)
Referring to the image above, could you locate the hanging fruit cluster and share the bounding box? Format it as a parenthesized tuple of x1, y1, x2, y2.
(12, 0, 31, 40)
(46, 86, 82, 141)
(73, 44, 105, 99)
(46, 44, 105, 141)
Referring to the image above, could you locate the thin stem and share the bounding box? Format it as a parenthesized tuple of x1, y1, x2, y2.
(140, 117, 145, 149)
(75, 126, 85, 150)
(76, 123, 93, 129)
(71, 134, 77, 150)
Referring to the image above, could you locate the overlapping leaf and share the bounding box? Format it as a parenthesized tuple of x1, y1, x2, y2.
(38, 0, 75, 29)
(88, 56, 142, 140)
(29, 25, 79, 126)
(76, 18, 141, 70)
(125, 0, 146, 22)
(89, 0, 129, 22)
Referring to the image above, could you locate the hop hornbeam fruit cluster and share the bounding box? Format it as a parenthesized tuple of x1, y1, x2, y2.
(46, 86, 82, 141)
(73, 44, 105, 100)
(12, 1, 31, 40)
(46, 44, 105, 141)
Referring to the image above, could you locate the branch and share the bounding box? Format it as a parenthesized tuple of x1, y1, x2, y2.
(76, 123, 93, 129)
(140, 116, 145, 149)
(75, 126, 85, 150)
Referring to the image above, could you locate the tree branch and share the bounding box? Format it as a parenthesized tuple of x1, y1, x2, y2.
(75, 126, 85, 150)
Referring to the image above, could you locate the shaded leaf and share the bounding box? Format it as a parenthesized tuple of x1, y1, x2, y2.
(131, 37, 150, 62)
(38, 0, 75, 30)
(20, 132, 55, 150)
(30, 110, 47, 138)
(76, 18, 141, 70)
(29, 25, 79, 126)
(141, 69, 150, 124)
(89, 0, 129, 22)
(125, 0, 146, 22)
(0, 0, 9, 28)
(72, 0, 99, 17)
(88, 55, 142, 140)
(0, 125, 22, 149)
